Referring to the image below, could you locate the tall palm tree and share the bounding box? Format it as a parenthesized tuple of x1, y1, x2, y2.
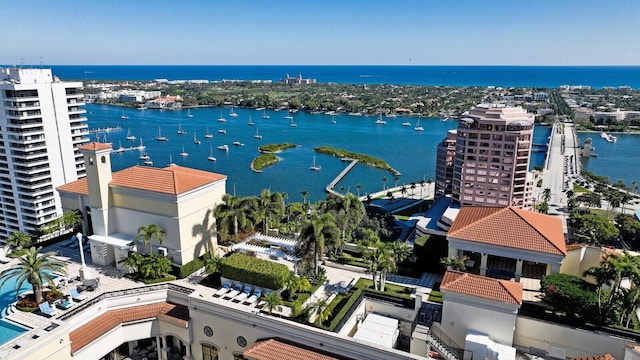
(283, 272, 311, 301)
(542, 188, 552, 203)
(214, 195, 258, 237)
(134, 223, 166, 254)
(419, 179, 426, 198)
(381, 176, 388, 191)
(308, 298, 332, 325)
(297, 213, 339, 275)
(62, 210, 83, 230)
(355, 183, 362, 198)
(257, 189, 284, 234)
(410, 182, 417, 196)
(7, 231, 32, 251)
(394, 175, 400, 188)
(583, 264, 614, 317)
(0, 247, 67, 304)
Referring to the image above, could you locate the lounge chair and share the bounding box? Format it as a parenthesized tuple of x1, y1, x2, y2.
(38, 302, 58, 317)
(213, 281, 232, 297)
(234, 286, 252, 303)
(54, 298, 73, 310)
(223, 283, 243, 299)
(244, 288, 262, 305)
(61, 235, 77, 247)
(69, 287, 86, 301)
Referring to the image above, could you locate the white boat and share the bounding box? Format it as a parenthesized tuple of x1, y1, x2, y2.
(156, 127, 168, 141)
(262, 109, 270, 119)
(401, 119, 412, 126)
(187, 109, 193, 118)
(284, 110, 294, 120)
(177, 123, 186, 135)
(248, 115, 255, 126)
(167, 155, 176, 167)
(233, 141, 245, 146)
(126, 127, 136, 141)
(254, 128, 263, 139)
(289, 117, 297, 127)
(217, 144, 229, 151)
(143, 159, 154, 166)
(137, 138, 146, 150)
(194, 133, 201, 145)
(218, 110, 227, 122)
(113, 141, 125, 153)
(414, 118, 424, 131)
(310, 156, 321, 171)
(330, 115, 337, 124)
(180, 147, 189, 157)
(600, 131, 617, 143)
(120, 109, 129, 119)
(208, 145, 216, 162)
(375, 114, 387, 125)
(229, 106, 238, 118)
(218, 129, 227, 134)
(204, 127, 214, 139)
(386, 113, 396, 118)
(139, 152, 150, 161)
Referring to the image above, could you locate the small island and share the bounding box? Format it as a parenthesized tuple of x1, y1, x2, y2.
(258, 143, 298, 153)
(314, 146, 400, 175)
(250, 154, 278, 173)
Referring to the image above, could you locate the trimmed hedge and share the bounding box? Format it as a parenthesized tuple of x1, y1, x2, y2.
(143, 275, 177, 284)
(220, 253, 289, 290)
(177, 257, 205, 279)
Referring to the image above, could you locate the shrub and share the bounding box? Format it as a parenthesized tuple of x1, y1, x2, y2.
(143, 275, 177, 284)
(541, 273, 598, 317)
(177, 257, 205, 279)
(220, 253, 289, 289)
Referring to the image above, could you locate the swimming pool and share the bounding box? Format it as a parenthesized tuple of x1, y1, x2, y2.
(0, 319, 28, 345)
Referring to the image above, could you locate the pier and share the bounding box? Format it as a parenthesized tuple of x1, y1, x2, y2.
(326, 159, 359, 197)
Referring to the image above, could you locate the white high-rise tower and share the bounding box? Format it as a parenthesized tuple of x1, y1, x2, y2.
(0, 67, 88, 242)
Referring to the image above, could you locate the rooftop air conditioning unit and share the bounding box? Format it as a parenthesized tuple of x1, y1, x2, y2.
(158, 247, 168, 257)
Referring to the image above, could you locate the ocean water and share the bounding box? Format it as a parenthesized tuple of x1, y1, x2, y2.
(578, 132, 640, 187)
(46, 65, 640, 88)
(88, 104, 551, 203)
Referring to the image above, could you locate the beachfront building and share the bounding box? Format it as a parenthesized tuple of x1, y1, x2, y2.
(434, 129, 457, 199)
(0, 67, 88, 242)
(145, 95, 183, 109)
(450, 103, 535, 209)
(282, 73, 317, 85)
(446, 206, 566, 282)
(56, 142, 226, 266)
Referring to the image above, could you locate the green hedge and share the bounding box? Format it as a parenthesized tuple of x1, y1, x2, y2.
(143, 275, 177, 284)
(177, 257, 205, 279)
(220, 253, 289, 289)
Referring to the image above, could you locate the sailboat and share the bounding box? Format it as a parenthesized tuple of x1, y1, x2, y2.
(121, 109, 129, 119)
(113, 141, 125, 153)
(289, 117, 297, 127)
(139, 152, 150, 161)
(229, 106, 238, 118)
(137, 138, 146, 150)
(187, 109, 193, 118)
(177, 123, 186, 135)
(262, 109, 270, 119)
(167, 155, 176, 167)
(284, 110, 294, 120)
(247, 115, 255, 126)
(401, 117, 412, 127)
(194, 133, 201, 145)
(254, 128, 263, 139)
(414, 118, 424, 132)
(126, 127, 136, 141)
(180, 147, 189, 157)
(375, 114, 387, 125)
(218, 110, 227, 122)
(331, 115, 337, 124)
(204, 127, 214, 139)
(156, 127, 168, 141)
(310, 156, 321, 171)
(208, 145, 217, 162)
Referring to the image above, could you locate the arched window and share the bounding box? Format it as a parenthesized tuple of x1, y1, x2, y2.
(101, 155, 106, 163)
(202, 343, 218, 360)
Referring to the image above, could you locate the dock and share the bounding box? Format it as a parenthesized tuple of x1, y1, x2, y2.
(326, 159, 359, 197)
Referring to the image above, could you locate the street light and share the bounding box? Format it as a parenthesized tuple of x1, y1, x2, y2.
(77, 233, 92, 281)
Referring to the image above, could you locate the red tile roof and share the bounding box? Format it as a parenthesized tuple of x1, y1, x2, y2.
(69, 302, 188, 353)
(447, 207, 566, 256)
(243, 339, 351, 360)
(57, 165, 226, 196)
(440, 270, 523, 305)
(79, 142, 113, 151)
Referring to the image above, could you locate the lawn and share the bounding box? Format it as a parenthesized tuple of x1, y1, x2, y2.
(573, 184, 590, 193)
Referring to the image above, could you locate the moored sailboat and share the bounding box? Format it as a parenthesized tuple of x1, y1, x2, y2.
(310, 156, 321, 171)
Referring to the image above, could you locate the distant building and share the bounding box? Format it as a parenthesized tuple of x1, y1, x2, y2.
(533, 92, 548, 101)
(435, 130, 457, 198)
(0, 67, 88, 242)
(145, 95, 183, 110)
(282, 73, 316, 85)
(442, 103, 535, 209)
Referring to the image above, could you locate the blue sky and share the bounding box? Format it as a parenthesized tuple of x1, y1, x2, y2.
(3, 0, 639, 65)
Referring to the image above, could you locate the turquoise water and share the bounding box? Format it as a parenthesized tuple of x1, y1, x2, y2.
(0, 275, 33, 344)
(88, 104, 551, 202)
(578, 132, 640, 187)
(0, 320, 28, 345)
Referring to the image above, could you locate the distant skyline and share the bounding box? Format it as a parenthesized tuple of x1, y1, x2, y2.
(3, 0, 639, 66)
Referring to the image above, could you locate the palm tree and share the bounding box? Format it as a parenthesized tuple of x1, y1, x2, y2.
(0, 247, 67, 304)
(542, 188, 552, 203)
(394, 175, 400, 188)
(386, 191, 394, 203)
(297, 213, 339, 276)
(139, 253, 172, 280)
(410, 182, 416, 196)
(204, 253, 222, 274)
(400, 185, 407, 197)
(606, 190, 622, 218)
(381, 176, 388, 191)
(583, 264, 614, 317)
(620, 191, 633, 214)
(308, 298, 332, 325)
(419, 179, 426, 198)
(426, 178, 433, 197)
(62, 210, 83, 230)
(257, 189, 284, 234)
(355, 183, 362, 198)
(283, 272, 311, 301)
(134, 223, 166, 254)
(260, 291, 282, 314)
(440, 256, 469, 272)
(214, 195, 258, 237)
(120, 251, 145, 273)
(7, 231, 32, 251)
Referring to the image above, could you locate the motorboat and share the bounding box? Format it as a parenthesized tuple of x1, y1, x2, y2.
(217, 144, 229, 151)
